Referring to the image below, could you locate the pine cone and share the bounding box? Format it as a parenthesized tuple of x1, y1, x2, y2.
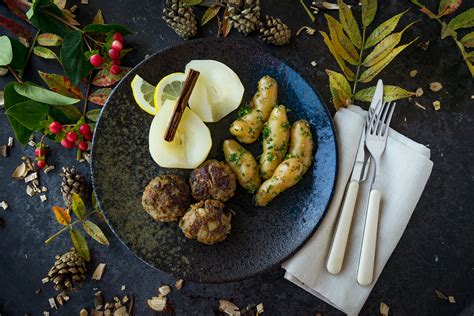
(259, 15, 291, 46)
(162, 0, 197, 40)
(61, 167, 88, 208)
(46, 248, 87, 292)
(227, 0, 261, 35)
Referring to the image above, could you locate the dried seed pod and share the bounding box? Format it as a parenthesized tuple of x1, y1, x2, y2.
(429, 82, 443, 92)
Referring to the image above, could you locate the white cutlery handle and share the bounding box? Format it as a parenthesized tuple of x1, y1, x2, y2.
(357, 189, 381, 286)
(327, 181, 359, 274)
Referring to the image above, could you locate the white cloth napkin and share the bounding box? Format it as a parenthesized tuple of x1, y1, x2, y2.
(282, 105, 434, 315)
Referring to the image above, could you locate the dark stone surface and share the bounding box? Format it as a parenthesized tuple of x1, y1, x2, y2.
(0, 0, 473, 315)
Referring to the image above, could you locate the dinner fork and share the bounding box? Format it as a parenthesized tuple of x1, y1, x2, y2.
(357, 101, 396, 286)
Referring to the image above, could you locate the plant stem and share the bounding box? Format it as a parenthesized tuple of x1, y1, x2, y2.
(352, 27, 367, 96)
(7, 65, 23, 83)
(83, 74, 92, 117)
(44, 210, 98, 245)
(19, 29, 40, 78)
(300, 0, 316, 22)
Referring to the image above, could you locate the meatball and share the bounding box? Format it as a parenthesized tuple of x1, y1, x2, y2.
(142, 175, 191, 222)
(189, 159, 236, 202)
(179, 199, 232, 245)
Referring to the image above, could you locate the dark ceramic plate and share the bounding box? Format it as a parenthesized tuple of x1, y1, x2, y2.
(91, 38, 337, 283)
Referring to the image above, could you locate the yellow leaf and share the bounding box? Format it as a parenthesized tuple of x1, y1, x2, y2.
(325, 14, 359, 65)
(52, 206, 71, 225)
(70, 229, 90, 262)
(320, 31, 355, 81)
(83, 220, 110, 245)
(326, 69, 352, 110)
(92, 9, 105, 25)
(361, 0, 377, 27)
(461, 32, 474, 48)
(33, 47, 58, 60)
(71, 192, 86, 219)
(201, 6, 220, 26)
(355, 85, 415, 102)
(37, 33, 63, 47)
(363, 21, 416, 67)
(365, 9, 408, 48)
(359, 37, 418, 83)
(338, 0, 362, 48)
(447, 8, 474, 31)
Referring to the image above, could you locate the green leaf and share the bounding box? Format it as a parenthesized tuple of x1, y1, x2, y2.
(461, 32, 474, 48)
(326, 69, 352, 110)
(82, 220, 109, 245)
(359, 37, 418, 83)
(355, 85, 415, 102)
(8, 37, 28, 72)
(86, 109, 101, 122)
(27, 0, 70, 36)
(438, 0, 462, 17)
(37, 33, 63, 46)
(71, 192, 86, 219)
(365, 10, 408, 48)
(183, 0, 202, 5)
(60, 30, 94, 85)
(448, 8, 474, 31)
(0, 36, 13, 66)
(441, 21, 457, 39)
(201, 6, 220, 26)
(14, 82, 80, 105)
(325, 14, 359, 65)
(70, 228, 90, 262)
(320, 31, 355, 81)
(50, 104, 81, 120)
(33, 46, 58, 59)
(83, 23, 133, 35)
(338, 0, 362, 48)
(363, 21, 416, 67)
(361, 0, 377, 27)
(5, 100, 49, 130)
(38, 71, 84, 99)
(3, 82, 32, 144)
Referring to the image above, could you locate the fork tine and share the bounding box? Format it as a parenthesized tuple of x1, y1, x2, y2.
(381, 102, 396, 136)
(376, 102, 391, 135)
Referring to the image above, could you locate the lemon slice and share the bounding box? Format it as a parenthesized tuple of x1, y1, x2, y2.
(131, 75, 156, 115)
(154, 72, 186, 111)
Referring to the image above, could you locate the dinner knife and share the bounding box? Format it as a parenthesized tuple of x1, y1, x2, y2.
(326, 80, 384, 275)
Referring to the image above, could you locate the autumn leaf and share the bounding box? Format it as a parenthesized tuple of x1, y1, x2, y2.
(448, 8, 474, 31)
(202, 6, 220, 26)
(54, 0, 66, 9)
(0, 15, 31, 39)
(461, 32, 474, 47)
(86, 109, 101, 122)
(89, 88, 112, 106)
(320, 31, 355, 80)
(4, 0, 29, 20)
(37, 33, 63, 46)
(325, 14, 359, 65)
(338, 0, 362, 48)
(365, 9, 408, 48)
(438, 0, 462, 17)
(71, 192, 86, 219)
(361, 0, 377, 27)
(92, 9, 105, 25)
(355, 85, 415, 102)
(326, 69, 352, 110)
(83, 220, 109, 245)
(91, 67, 130, 87)
(360, 37, 418, 83)
(221, 8, 232, 37)
(33, 46, 58, 60)
(52, 206, 71, 225)
(70, 229, 90, 262)
(38, 71, 84, 99)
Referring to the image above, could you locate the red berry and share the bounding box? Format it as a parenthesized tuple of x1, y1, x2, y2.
(89, 54, 103, 67)
(112, 40, 123, 52)
(61, 138, 73, 148)
(110, 64, 121, 75)
(113, 32, 124, 42)
(36, 160, 46, 169)
(108, 48, 120, 59)
(112, 59, 121, 66)
(34, 148, 46, 157)
(49, 121, 62, 134)
(66, 131, 77, 143)
(84, 132, 93, 141)
(79, 123, 91, 135)
(78, 141, 88, 151)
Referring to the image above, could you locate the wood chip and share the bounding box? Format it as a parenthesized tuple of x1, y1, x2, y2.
(219, 300, 240, 315)
(429, 82, 443, 92)
(8, 137, 13, 147)
(70, 4, 78, 12)
(256, 303, 264, 315)
(415, 87, 424, 97)
(448, 296, 456, 303)
(48, 297, 58, 309)
(42, 277, 50, 284)
(42, 186, 48, 192)
(120, 285, 126, 291)
(380, 302, 389, 316)
(92, 263, 106, 280)
(43, 312, 50, 316)
(28, 140, 36, 147)
(311, 61, 317, 67)
(158, 285, 171, 296)
(63, 295, 69, 302)
(175, 279, 184, 290)
(80, 308, 88, 316)
(95, 291, 104, 310)
(0, 201, 8, 210)
(43, 165, 55, 174)
(35, 288, 41, 294)
(26, 185, 35, 197)
(435, 289, 448, 300)
(24, 172, 38, 183)
(415, 101, 427, 110)
(409, 69, 418, 77)
(147, 296, 167, 312)
(433, 100, 441, 111)
(56, 294, 64, 306)
(122, 295, 129, 304)
(113, 306, 128, 316)
(12, 162, 29, 179)
(92, 309, 104, 316)
(40, 195, 47, 202)
(81, 0, 89, 3)
(0, 145, 9, 157)
(0, 90, 4, 106)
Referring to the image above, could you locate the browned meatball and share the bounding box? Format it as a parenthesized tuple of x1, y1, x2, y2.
(179, 199, 232, 245)
(142, 175, 191, 222)
(189, 160, 236, 202)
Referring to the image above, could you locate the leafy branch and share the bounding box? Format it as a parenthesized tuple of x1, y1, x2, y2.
(411, 0, 474, 76)
(319, 0, 417, 110)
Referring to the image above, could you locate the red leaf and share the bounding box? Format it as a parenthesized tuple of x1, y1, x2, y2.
(0, 15, 31, 39)
(4, 0, 29, 20)
(91, 67, 130, 87)
(88, 88, 112, 106)
(38, 71, 84, 99)
(438, 0, 462, 17)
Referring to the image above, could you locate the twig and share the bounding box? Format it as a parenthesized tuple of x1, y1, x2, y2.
(19, 29, 40, 78)
(352, 27, 367, 96)
(83, 74, 92, 117)
(300, 0, 316, 22)
(6, 65, 23, 83)
(44, 210, 98, 245)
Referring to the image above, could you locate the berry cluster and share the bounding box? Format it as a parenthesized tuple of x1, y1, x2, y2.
(49, 121, 91, 151)
(34, 141, 48, 169)
(89, 32, 125, 75)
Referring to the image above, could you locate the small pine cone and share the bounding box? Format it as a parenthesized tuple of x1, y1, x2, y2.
(259, 15, 291, 46)
(162, 0, 197, 40)
(60, 166, 88, 208)
(227, 0, 261, 35)
(46, 248, 87, 293)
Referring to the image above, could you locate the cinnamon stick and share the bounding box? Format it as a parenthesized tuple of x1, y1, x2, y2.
(164, 69, 200, 142)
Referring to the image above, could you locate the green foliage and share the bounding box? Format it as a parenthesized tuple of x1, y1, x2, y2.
(60, 31, 94, 85)
(83, 23, 133, 35)
(27, 0, 70, 36)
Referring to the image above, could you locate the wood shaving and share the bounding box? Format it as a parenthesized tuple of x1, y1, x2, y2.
(311, 61, 318, 67)
(256, 303, 264, 314)
(0, 201, 8, 210)
(22, 156, 34, 171)
(28, 140, 36, 147)
(49, 297, 58, 309)
(43, 165, 55, 174)
(26, 185, 35, 197)
(147, 296, 167, 312)
(12, 162, 30, 179)
(0, 145, 9, 157)
(40, 195, 47, 202)
(409, 69, 418, 77)
(43, 312, 50, 316)
(56, 294, 64, 306)
(296, 26, 316, 36)
(433, 100, 441, 111)
(448, 296, 456, 303)
(415, 102, 426, 110)
(435, 289, 448, 300)
(35, 288, 41, 294)
(415, 87, 424, 97)
(70, 4, 78, 12)
(24, 172, 38, 183)
(175, 279, 184, 290)
(0, 90, 3, 107)
(8, 137, 13, 147)
(92, 263, 106, 280)
(42, 186, 48, 192)
(429, 82, 443, 92)
(113, 306, 128, 316)
(42, 277, 50, 284)
(80, 308, 88, 316)
(219, 300, 240, 315)
(120, 285, 126, 291)
(158, 285, 171, 296)
(380, 302, 389, 316)
(81, 0, 89, 4)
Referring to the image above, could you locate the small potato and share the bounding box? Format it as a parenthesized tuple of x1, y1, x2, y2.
(255, 158, 304, 207)
(288, 120, 314, 175)
(229, 76, 277, 143)
(223, 139, 261, 192)
(260, 105, 290, 179)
